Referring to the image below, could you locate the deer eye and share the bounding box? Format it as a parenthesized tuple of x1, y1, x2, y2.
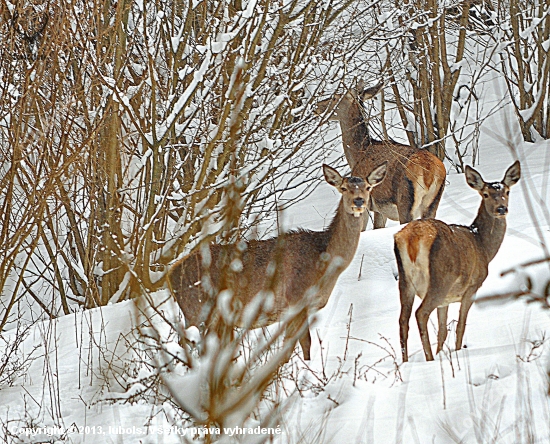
(483, 192, 489, 198)
(505, 190, 510, 196)
(341, 187, 347, 192)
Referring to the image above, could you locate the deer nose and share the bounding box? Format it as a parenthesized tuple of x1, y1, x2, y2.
(497, 206, 507, 215)
(354, 197, 365, 208)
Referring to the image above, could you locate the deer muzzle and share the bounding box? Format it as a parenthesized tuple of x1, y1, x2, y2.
(496, 206, 507, 216)
(352, 197, 366, 217)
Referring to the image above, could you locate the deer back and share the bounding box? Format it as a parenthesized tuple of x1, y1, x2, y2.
(317, 82, 446, 224)
(169, 233, 332, 327)
(394, 161, 521, 305)
(394, 219, 492, 305)
(169, 163, 388, 329)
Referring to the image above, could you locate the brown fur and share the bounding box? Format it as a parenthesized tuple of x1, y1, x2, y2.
(168, 163, 387, 361)
(400, 221, 438, 263)
(407, 150, 441, 189)
(407, 236, 419, 263)
(394, 161, 521, 362)
(316, 84, 446, 229)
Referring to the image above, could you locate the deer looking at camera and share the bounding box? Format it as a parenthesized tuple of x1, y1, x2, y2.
(169, 163, 387, 360)
(394, 161, 521, 362)
(316, 82, 446, 229)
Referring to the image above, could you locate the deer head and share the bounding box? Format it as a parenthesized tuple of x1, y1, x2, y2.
(465, 161, 521, 218)
(323, 162, 387, 218)
(315, 81, 384, 120)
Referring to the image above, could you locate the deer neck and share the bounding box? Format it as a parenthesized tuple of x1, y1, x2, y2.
(338, 101, 371, 167)
(325, 199, 363, 267)
(469, 205, 507, 262)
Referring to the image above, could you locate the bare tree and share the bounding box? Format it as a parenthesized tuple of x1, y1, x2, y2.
(497, 0, 550, 141)
(344, 1, 494, 163)
(0, 0, 387, 321)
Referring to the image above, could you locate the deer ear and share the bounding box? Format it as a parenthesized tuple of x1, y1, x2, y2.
(361, 81, 384, 101)
(465, 165, 484, 191)
(366, 162, 387, 186)
(502, 160, 521, 187)
(344, 90, 356, 102)
(323, 164, 343, 187)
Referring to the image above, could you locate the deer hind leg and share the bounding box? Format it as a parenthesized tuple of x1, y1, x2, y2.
(397, 177, 416, 224)
(423, 179, 445, 219)
(395, 244, 415, 362)
(455, 293, 475, 352)
(368, 195, 387, 229)
(415, 295, 443, 361)
(436, 306, 449, 355)
(398, 287, 415, 363)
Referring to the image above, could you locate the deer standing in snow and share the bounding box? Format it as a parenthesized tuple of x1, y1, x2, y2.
(394, 161, 521, 361)
(169, 163, 388, 360)
(316, 82, 446, 229)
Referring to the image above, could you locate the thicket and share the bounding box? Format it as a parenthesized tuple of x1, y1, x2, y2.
(0, 0, 548, 434)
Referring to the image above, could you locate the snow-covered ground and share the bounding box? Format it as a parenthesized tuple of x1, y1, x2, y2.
(1, 90, 549, 444)
(282, 108, 550, 443)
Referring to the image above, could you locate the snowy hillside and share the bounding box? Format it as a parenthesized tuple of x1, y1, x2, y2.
(1, 0, 550, 442)
(1, 102, 549, 444)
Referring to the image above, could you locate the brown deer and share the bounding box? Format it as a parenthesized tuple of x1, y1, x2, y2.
(316, 82, 446, 229)
(168, 163, 388, 360)
(394, 161, 521, 362)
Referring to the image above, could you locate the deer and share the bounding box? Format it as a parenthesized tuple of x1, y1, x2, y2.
(316, 81, 446, 230)
(394, 161, 521, 362)
(168, 162, 388, 361)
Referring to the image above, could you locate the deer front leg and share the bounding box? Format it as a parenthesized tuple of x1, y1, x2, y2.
(284, 311, 310, 362)
(361, 211, 370, 231)
(299, 326, 312, 360)
(436, 306, 449, 355)
(373, 211, 387, 229)
(455, 293, 475, 352)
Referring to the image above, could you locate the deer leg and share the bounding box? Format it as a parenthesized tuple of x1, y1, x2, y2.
(299, 326, 312, 361)
(399, 290, 414, 363)
(455, 294, 475, 352)
(397, 209, 413, 225)
(373, 211, 387, 229)
(397, 177, 416, 224)
(283, 311, 310, 362)
(361, 211, 370, 232)
(423, 181, 445, 219)
(436, 306, 449, 355)
(395, 244, 414, 363)
(415, 297, 441, 361)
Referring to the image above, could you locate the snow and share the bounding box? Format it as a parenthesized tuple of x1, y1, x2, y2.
(2, 28, 550, 444)
(1, 125, 548, 442)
